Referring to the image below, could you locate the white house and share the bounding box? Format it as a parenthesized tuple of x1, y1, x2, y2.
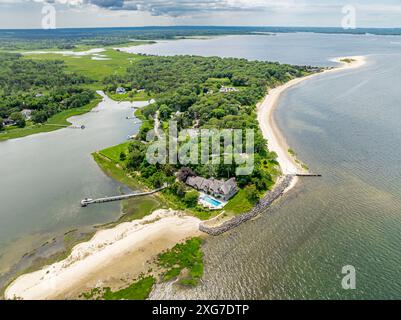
(219, 86, 239, 93)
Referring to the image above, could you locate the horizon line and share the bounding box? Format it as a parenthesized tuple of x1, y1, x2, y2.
(1, 25, 401, 31)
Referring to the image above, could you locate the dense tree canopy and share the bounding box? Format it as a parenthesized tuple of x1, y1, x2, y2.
(106, 55, 315, 197)
(0, 53, 95, 123)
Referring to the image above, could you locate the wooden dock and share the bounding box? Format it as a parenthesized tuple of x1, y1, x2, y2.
(295, 173, 322, 177)
(45, 124, 85, 130)
(81, 184, 168, 207)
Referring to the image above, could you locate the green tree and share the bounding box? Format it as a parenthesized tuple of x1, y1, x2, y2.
(159, 104, 172, 121)
(119, 151, 127, 162)
(127, 149, 144, 170)
(10, 112, 26, 128)
(137, 121, 153, 141)
(0, 53, 95, 131)
(183, 191, 199, 208)
(0, 117, 3, 131)
(171, 181, 186, 197)
(149, 171, 167, 188)
(245, 184, 259, 204)
(32, 110, 48, 124)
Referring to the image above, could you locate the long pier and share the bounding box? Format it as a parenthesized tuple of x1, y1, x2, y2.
(295, 173, 322, 177)
(45, 124, 86, 130)
(81, 185, 168, 207)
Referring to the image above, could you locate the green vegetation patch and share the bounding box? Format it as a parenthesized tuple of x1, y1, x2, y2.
(93, 152, 141, 191)
(288, 148, 296, 157)
(0, 52, 99, 141)
(0, 97, 101, 141)
(101, 55, 315, 213)
(158, 237, 204, 286)
(79, 237, 204, 300)
(224, 188, 256, 215)
(107, 90, 152, 102)
(99, 141, 131, 163)
(92, 151, 162, 225)
(81, 276, 155, 300)
(24, 49, 144, 84)
(340, 58, 355, 64)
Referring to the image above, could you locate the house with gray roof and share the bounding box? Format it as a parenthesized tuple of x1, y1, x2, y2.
(116, 87, 126, 94)
(186, 176, 238, 201)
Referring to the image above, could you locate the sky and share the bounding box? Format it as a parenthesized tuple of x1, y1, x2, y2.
(0, 0, 400, 29)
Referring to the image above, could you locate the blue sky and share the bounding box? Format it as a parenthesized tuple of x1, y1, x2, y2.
(0, 0, 400, 29)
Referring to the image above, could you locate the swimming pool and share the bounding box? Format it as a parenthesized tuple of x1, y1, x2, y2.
(202, 196, 222, 207)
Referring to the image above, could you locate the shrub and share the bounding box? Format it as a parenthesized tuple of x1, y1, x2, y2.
(183, 190, 199, 207)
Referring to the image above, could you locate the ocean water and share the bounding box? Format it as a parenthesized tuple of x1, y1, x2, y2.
(130, 33, 401, 299)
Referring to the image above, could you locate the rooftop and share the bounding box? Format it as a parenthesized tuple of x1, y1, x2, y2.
(186, 176, 237, 197)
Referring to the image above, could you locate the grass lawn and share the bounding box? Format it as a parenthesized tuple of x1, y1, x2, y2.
(107, 90, 152, 102)
(24, 49, 145, 86)
(99, 142, 130, 163)
(160, 190, 214, 221)
(134, 108, 146, 120)
(93, 152, 140, 191)
(224, 189, 254, 216)
(0, 97, 102, 141)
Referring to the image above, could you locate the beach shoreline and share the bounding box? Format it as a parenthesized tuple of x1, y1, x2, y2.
(4, 56, 367, 300)
(4, 210, 201, 300)
(257, 55, 367, 193)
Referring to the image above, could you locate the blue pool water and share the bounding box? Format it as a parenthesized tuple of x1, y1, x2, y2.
(202, 196, 222, 207)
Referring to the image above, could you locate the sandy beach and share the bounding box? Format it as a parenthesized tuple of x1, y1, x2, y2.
(257, 56, 367, 190)
(5, 210, 201, 300)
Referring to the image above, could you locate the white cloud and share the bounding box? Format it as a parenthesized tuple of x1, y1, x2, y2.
(1, 0, 401, 27)
(3, 0, 305, 16)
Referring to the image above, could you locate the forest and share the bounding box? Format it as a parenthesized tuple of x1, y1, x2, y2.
(0, 47, 315, 207)
(104, 55, 316, 206)
(0, 27, 258, 50)
(0, 53, 96, 128)
(1, 26, 397, 50)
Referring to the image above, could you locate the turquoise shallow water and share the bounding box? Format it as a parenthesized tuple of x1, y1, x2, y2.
(134, 34, 401, 299)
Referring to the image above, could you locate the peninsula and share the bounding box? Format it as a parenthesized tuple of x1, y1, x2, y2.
(4, 54, 366, 300)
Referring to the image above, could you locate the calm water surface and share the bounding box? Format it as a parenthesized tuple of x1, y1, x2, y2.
(131, 34, 401, 299)
(0, 93, 149, 289)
